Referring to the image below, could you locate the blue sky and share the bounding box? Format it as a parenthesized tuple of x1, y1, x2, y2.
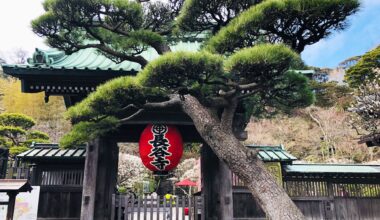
(302, 0, 380, 68)
(0, 0, 379, 68)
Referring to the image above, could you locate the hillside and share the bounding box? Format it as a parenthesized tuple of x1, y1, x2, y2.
(245, 107, 379, 163)
(0, 77, 71, 142)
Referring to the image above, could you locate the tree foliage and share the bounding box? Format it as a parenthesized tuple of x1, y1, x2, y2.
(205, 0, 359, 54)
(118, 153, 150, 188)
(345, 46, 380, 87)
(62, 44, 313, 147)
(31, 0, 359, 218)
(345, 46, 380, 146)
(0, 113, 49, 156)
(0, 77, 71, 142)
(176, 0, 259, 34)
(349, 78, 380, 146)
(310, 81, 353, 109)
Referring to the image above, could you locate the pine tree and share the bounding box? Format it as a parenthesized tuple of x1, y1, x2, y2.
(32, 0, 360, 218)
(0, 113, 50, 156)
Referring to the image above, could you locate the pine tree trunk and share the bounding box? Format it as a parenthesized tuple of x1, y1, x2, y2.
(180, 95, 304, 220)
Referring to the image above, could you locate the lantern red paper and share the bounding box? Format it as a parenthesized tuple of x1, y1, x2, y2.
(139, 124, 183, 173)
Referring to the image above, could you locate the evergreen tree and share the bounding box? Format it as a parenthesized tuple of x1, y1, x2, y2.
(32, 0, 359, 218)
(346, 46, 380, 146)
(0, 77, 71, 142)
(0, 113, 49, 156)
(345, 45, 380, 87)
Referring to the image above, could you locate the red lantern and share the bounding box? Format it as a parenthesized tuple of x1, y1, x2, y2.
(139, 124, 183, 174)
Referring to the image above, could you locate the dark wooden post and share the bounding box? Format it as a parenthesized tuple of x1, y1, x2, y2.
(81, 141, 99, 220)
(201, 144, 233, 220)
(81, 138, 119, 220)
(29, 164, 38, 185)
(6, 192, 17, 220)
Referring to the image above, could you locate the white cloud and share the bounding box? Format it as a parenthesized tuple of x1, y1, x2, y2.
(0, 0, 47, 62)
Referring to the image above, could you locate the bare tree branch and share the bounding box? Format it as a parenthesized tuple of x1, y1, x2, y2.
(143, 96, 181, 109)
(119, 109, 145, 123)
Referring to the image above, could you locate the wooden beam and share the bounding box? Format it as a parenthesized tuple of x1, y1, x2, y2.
(201, 144, 233, 220)
(94, 138, 119, 219)
(6, 192, 17, 220)
(112, 124, 203, 142)
(80, 141, 99, 220)
(80, 138, 119, 220)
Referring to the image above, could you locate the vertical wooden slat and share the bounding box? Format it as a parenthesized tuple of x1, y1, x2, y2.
(320, 181, 324, 196)
(163, 196, 167, 220)
(194, 196, 198, 220)
(169, 196, 173, 219)
(64, 170, 67, 185)
(54, 171, 57, 185)
(74, 170, 77, 184)
(156, 196, 160, 220)
(322, 181, 326, 196)
(25, 168, 30, 180)
(125, 195, 129, 220)
(69, 170, 73, 185)
(118, 194, 122, 220)
(131, 196, 135, 220)
(137, 197, 141, 220)
(189, 196, 192, 220)
(314, 181, 317, 196)
(143, 195, 147, 220)
(55, 170, 58, 185)
(175, 196, 179, 220)
(111, 194, 116, 220)
(181, 196, 185, 220)
(49, 171, 52, 185)
(46, 171, 53, 185)
(53, 171, 57, 185)
(45, 171, 48, 185)
(150, 195, 154, 220)
(80, 171, 83, 185)
(63, 170, 66, 185)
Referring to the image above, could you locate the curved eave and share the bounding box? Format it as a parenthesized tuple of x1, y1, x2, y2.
(2, 65, 138, 96)
(2, 65, 137, 78)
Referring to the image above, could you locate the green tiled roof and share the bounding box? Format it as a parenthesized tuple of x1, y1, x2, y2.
(2, 41, 202, 72)
(246, 145, 297, 163)
(17, 143, 85, 160)
(294, 70, 315, 75)
(284, 164, 380, 174)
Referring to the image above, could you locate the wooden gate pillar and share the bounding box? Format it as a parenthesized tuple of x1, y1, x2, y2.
(201, 144, 233, 220)
(81, 138, 119, 220)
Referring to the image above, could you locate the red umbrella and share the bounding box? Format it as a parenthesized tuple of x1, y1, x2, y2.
(175, 179, 197, 187)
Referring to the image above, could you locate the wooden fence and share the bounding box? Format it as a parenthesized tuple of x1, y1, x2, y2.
(283, 180, 380, 198)
(293, 197, 380, 220)
(40, 168, 84, 186)
(111, 194, 202, 220)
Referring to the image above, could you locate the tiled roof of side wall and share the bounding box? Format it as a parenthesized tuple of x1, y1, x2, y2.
(17, 143, 86, 159)
(18, 143, 297, 162)
(285, 164, 380, 174)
